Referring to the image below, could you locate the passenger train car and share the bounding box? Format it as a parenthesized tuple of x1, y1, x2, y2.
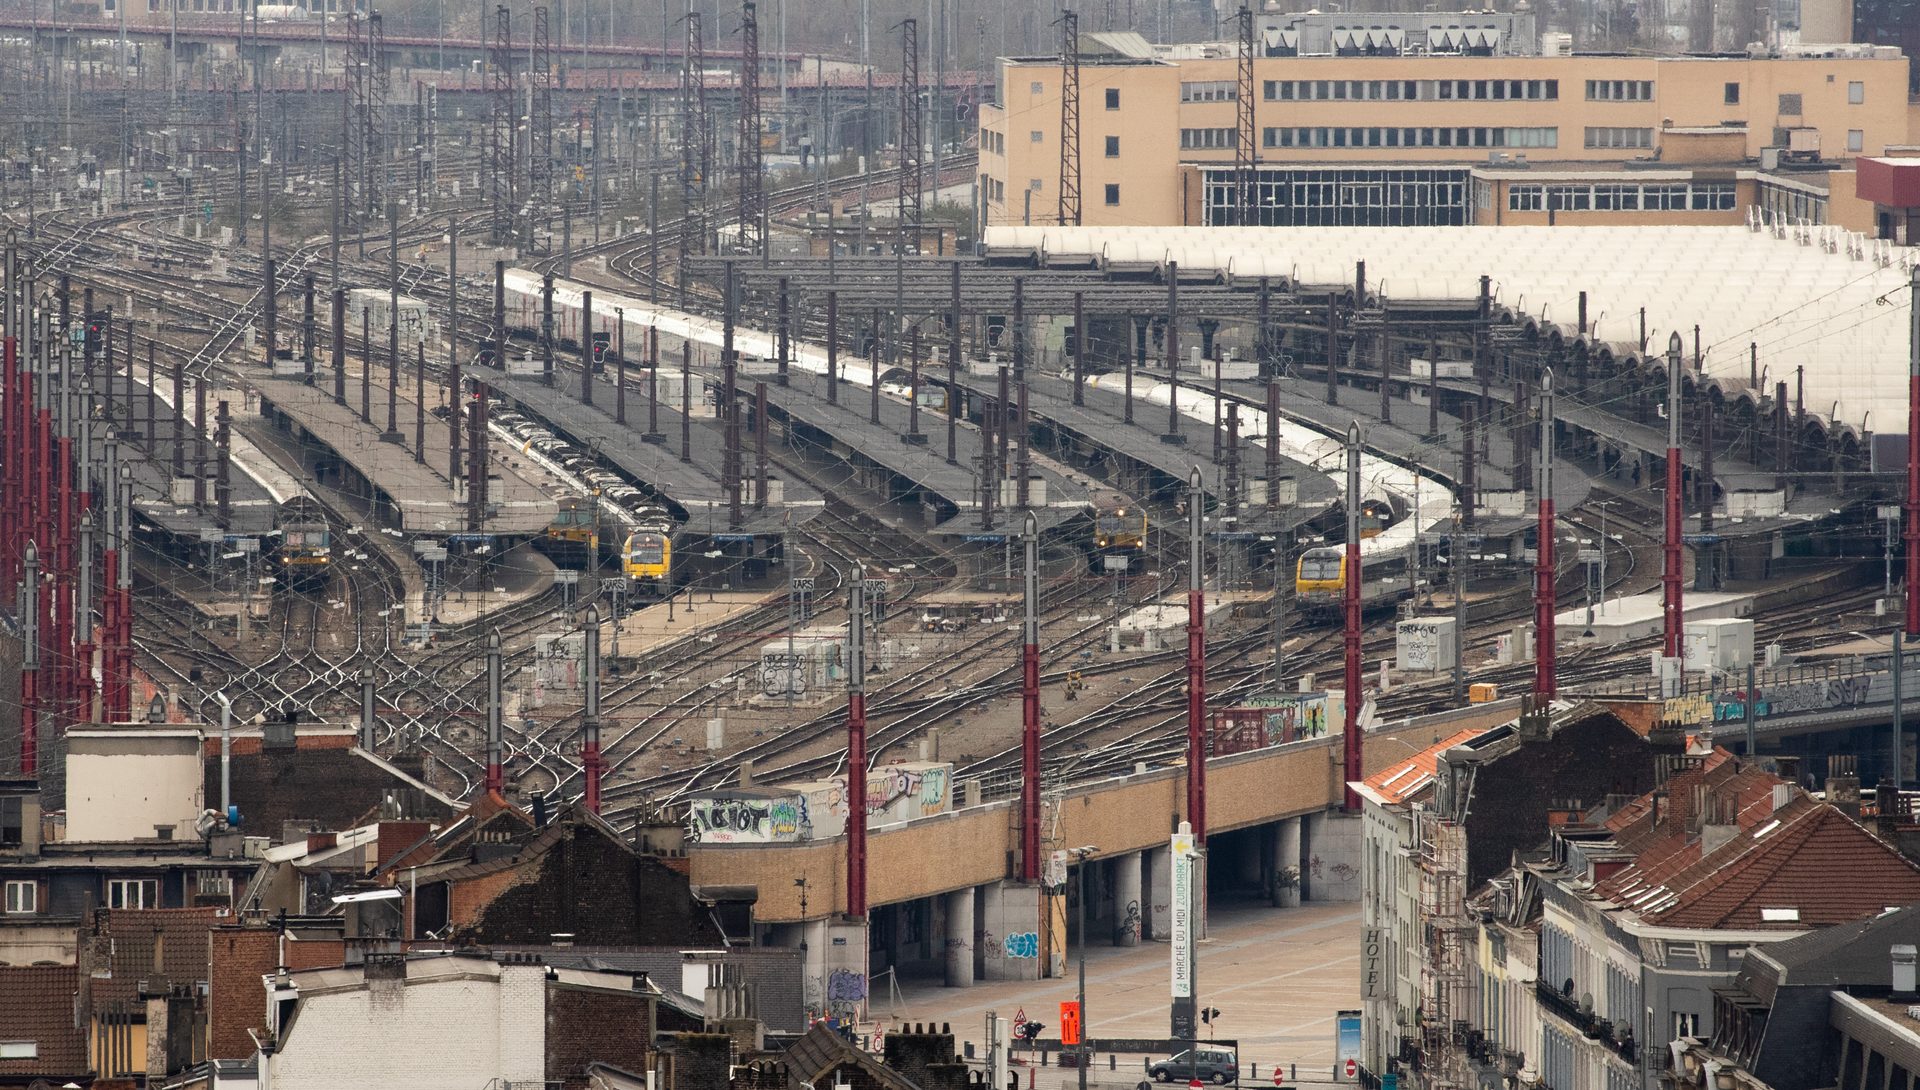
(1294, 498, 1416, 618)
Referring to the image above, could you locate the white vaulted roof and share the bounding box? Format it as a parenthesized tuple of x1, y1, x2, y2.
(986, 224, 1920, 439)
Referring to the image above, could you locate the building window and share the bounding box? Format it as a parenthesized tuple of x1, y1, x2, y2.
(0, 797, 19, 846)
(1104, 184, 1120, 205)
(0, 1043, 37, 1060)
(1586, 79, 1653, 101)
(1182, 80, 1237, 102)
(1585, 126, 1654, 149)
(1849, 129, 1865, 152)
(1105, 88, 1120, 109)
(1674, 1012, 1701, 1038)
(1029, 81, 1044, 95)
(1508, 184, 1544, 211)
(1779, 93, 1802, 115)
(3, 880, 34, 914)
(107, 878, 158, 910)
(1182, 127, 1235, 150)
(1030, 130, 1043, 143)
(1848, 80, 1864, 104)
(1725, 82, 1740, 104)
(1104, 135, 1120, 157)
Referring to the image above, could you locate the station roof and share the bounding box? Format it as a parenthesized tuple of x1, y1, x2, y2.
(984, 225, 1920, 441)
(487, 368, 823, 539)
(257, 378, 557, 536)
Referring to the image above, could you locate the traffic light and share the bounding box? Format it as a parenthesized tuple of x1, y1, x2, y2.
(1200, 1007, 1221, 1026)
(1018, 1020, 1045, 1041)
(84, 311, 108, 359)
(591, 331, 611, 368)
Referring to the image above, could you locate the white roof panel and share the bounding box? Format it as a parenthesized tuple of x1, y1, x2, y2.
(985, 224, 1918, 438)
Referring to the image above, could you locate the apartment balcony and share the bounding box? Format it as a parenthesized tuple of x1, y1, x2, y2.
(1535, 982, 1640, 1064)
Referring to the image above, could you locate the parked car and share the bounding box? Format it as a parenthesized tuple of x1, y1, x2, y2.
(1149, 1049, 1238, 1085)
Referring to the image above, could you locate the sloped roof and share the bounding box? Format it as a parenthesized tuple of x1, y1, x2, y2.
(1750, 903, 1920, 987)
(93, 906, 223, 1003)
(209, 744, 454, 836)
(1590, 755, 1920, 930)
(1647, 805, 1920, 929)
(782, 1022, 922, 1090)
(0, 964, 86, 1078)
(1352, 727, 1489, 806)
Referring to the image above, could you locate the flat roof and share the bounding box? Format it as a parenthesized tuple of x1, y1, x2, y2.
(486, 368, 822, 539)
(257, 377, 558, 535)
(987, 224, 1919, 441)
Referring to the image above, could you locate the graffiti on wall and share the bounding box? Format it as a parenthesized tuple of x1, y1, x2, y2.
(685, 796, 807, 844)
(1663, 673, 1890, 728)
(865, 764, 951, 821)
(1002, 932, 1039, 959)
(826, 969, 867, 1004)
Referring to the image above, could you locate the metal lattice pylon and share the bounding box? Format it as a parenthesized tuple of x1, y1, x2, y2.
(738, 1, 765, 256)
(369, 10, 388, 215)
(1235, 5, 1256, 226)
(532, 6, 555, 249)
(487, 5, 515, 245)
(678, 12, 708, 300)
(897, 18, 924, 251)
(344, 11, 368, 226)
(1056, 10, 1080, 227)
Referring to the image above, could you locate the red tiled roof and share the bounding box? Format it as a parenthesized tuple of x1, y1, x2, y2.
(1589, 752, 1920, 930)
(1647, 803, 1920, 929)
(0, 964, 87, 1078)
(94, 906, 222, 1004)
(1356, 727, 1489, 805)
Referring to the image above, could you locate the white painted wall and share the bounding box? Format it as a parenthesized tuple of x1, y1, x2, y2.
(262, 962, 547, 1090)
(64, 729, 204, 843)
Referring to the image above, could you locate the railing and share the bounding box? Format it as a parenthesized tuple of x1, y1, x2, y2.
(1534, 983, 1637, 1064)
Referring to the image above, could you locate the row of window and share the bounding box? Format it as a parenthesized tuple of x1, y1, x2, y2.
(1506, 181, 1738, 212)
(1181, 80, 1239, 103)
(1200, 167, 1471, 226)
(3, 876, 165, 914)
(1756, 179, 1828, 225)
(1182, 127, 1238, 150)
(1585, 126, 1655, 149)
(1263, 77, 1558, 102)
(1262, 125, 1560, 149)
(983, 130, 1007, 156)
(1586, 79, 1654, 101)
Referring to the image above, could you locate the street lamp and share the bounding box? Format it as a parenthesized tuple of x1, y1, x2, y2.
(1068, 844, 1099, 1090)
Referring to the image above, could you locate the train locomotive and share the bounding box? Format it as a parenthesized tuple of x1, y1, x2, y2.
(1294, 497, 1410, 618)
(1092, 497, 1148, 570)
(273, 496, 333, 591)
(620, 506, 675, 599)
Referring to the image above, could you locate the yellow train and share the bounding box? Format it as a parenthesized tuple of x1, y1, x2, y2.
(1093, 499, 1148, 571)
(1294, 499, 1405, 618)
(621, 506, 674, 598)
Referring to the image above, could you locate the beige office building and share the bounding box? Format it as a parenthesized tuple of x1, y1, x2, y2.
(979, 39, 1917, 232)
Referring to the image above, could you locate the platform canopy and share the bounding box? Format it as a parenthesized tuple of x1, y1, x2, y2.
(985, 224, 1919, 441)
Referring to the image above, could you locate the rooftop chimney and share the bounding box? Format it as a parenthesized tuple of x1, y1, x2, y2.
(1893, 944, 1917, 996)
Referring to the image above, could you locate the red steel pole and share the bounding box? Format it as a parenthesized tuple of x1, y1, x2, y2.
(847, 567, 869, 917)
(54, 431, 72, 731)
(1663, 334, 1685, 665)
(1343, 424, 1364, 810)
(1186, 468, 1209, 842)
(582, 604, 604, 814)
(1906, 265, 1920, 636)
(101, 549, 119, 722)
(1535, 369, 1557, 699)
(18, 542, 37, 775)
(1020, 512, 1042, 881)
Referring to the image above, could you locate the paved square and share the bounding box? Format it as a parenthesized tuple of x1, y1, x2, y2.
(888, 902, 1361, 1085)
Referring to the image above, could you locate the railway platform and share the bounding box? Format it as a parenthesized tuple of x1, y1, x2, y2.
(101, 370, 292, 540)
(746, 371, 1090, 540)
(948, 368, 1339, 537)
(486, 365, 825, 540)
(252, 375, 558, 537)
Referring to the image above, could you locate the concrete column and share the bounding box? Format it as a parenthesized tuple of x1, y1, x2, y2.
(1275, 817, 1303, 908)
(1112, 851, 1143, 946)
(945, 887, 976, 987)
(978, 881, 1043, 981)
(1145, 845, 1173, 941)
(1304, 811, 1363, 902)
